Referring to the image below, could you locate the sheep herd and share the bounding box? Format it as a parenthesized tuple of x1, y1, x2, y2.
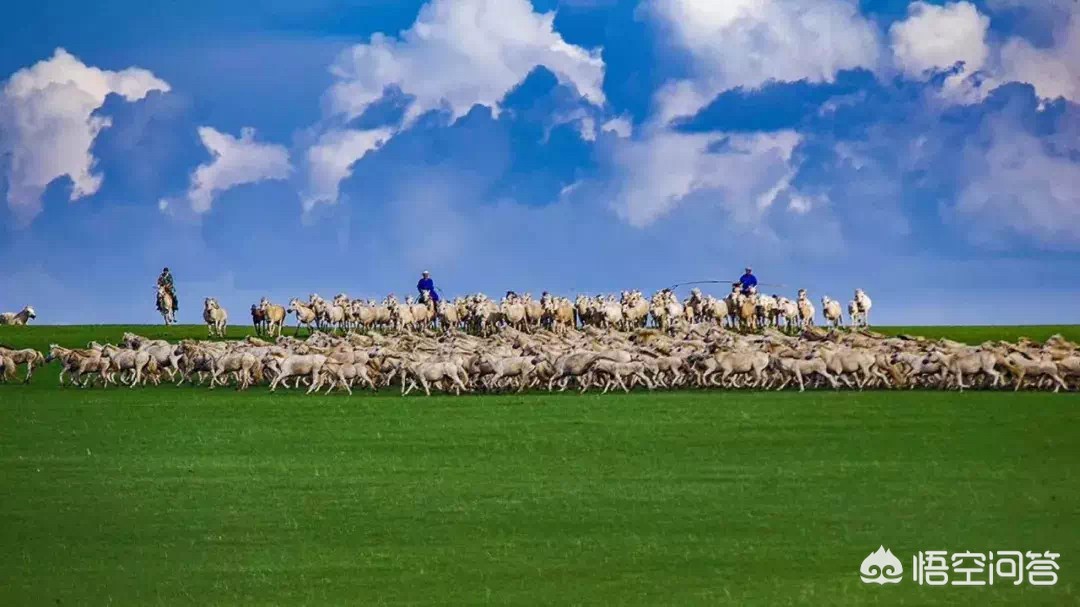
(5, 324, 1077, 395)
(1, 288, 1075, 394)
(246, 287, 872, 337)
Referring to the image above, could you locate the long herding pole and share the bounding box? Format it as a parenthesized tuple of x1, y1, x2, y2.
(666, 279, 788, 290)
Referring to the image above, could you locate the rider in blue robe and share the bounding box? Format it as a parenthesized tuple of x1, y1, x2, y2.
(737, 267, 758, 295)
(417, 270, 440, 303)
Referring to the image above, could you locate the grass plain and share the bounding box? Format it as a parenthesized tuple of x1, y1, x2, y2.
(0, 325, 1077, 605)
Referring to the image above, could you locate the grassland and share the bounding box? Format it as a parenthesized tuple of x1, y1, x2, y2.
(1, 325, 1078, 605)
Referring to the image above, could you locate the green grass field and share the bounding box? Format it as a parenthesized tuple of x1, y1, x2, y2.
(1, 326, 1078, 605)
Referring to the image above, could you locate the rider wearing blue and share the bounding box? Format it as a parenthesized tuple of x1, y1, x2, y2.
(737, 267, 758, 295)
(417, 270, 440, 303)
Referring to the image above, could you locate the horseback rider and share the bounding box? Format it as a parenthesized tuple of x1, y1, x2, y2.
(156, 267, 178, 311)
(735, 266, 758, 296)
(416, 270, 440, 304)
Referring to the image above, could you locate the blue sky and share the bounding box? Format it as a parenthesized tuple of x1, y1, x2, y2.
(0, 0, 1077, 324)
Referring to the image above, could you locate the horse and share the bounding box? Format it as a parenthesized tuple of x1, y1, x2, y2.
(156, 287, 176, 325)
(0, 305, 36, 326)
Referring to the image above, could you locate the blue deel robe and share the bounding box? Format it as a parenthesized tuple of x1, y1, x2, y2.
(417, 277, 440, 302)
(739, 273, 758, 294)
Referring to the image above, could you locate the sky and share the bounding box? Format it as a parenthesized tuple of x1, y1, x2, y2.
(0, 0, 1078, 325)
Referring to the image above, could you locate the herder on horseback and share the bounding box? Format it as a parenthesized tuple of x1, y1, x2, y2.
(156, 267, 179, 325)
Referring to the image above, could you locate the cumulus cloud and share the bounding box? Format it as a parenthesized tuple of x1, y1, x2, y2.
(168, 127, 290, 214)
(0, 48, 169, 223)
(890, 1, 1080, 104)
(327, 0, 604, 123)
(955, 107, 1080, 249)
(890, 2, 991, 78)
(302, 128, 392, 211)
(601, 116, 633, 139)
(610, 129, 801, 227)
(609, 0, 871, 226)
(304, 0, 605, 210)
(1000, 15, 1080, 102)
(648, 0, 881, 118)
(888, 2, 992, 104)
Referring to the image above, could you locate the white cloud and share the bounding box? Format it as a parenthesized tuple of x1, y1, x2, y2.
(327, 0, 604, 124)
(649, 0, 881, 118)
(610, 129, 801, 227)
(787, 193, 821, 215)
(955, 111, 1080, 249)
(607, 0, 868, 227)
(890, 1, 1080, 104)
(601, 116, 633, 138)
(0, 48, 169, 223)
(1000, 15, 1080, 102)
(889, 2, 992, 104)
(182, 127, 291, 214)
(890, 2, 991, 77)
(306, 0, 605, 210)
(302, 128, 392, 211)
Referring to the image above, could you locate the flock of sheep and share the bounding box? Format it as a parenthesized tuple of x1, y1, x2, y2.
(2, 289, 1076, 394)
(244, 287, 872, 337)
(5, 286, 868, 335)
(4, 323, 1077, 395)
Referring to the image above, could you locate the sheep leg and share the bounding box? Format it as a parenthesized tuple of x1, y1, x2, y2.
(600, 377, 614, 394)
(452, 373, 467, 395)
(578, 374, 592, 394)
(1052, 373, 1067, 393)
(269, 373, 288, 392)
